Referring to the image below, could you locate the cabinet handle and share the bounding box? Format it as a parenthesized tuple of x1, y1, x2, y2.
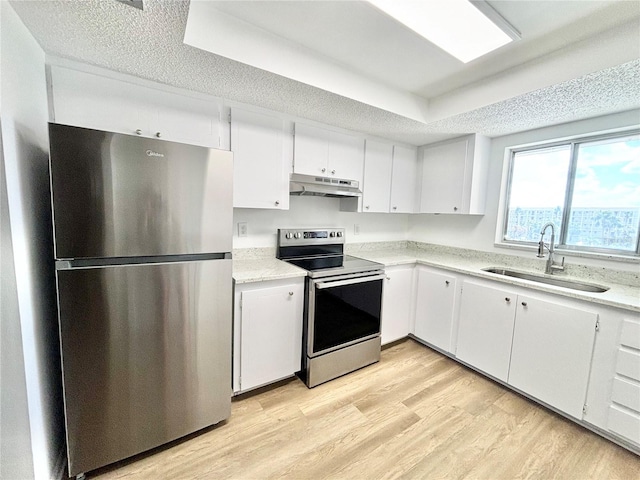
(445, 280, 450, 285)
(386, 277, 391, 281)
(393, 206, 397, 210)
(275, 200, 280, 206)
(365, 205, 370, 210)
(289, 291, 294, 296)
(155, 132, 162, 138)
(521, 301, 528, 307)
(135, 129, 142, 135)
(321, 168, 326, 173)
(505, 297, 511, 302)
(331, 170, 336, 175)
(453, 206, 458, 211)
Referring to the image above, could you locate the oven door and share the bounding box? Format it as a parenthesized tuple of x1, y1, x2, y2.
(308, 271, 385, 357)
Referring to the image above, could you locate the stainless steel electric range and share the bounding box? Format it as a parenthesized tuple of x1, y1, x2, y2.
(277, 228, 385, 388)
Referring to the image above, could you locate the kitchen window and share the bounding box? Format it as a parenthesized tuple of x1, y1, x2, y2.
(502, 130, 640, 257)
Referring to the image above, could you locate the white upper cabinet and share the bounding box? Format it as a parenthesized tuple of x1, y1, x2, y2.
(49, 66, 221, 148)
(293, 122, 364, 182)
(362, 140, 393, 213)
(389, 145, 418, 213)
(230, 107, 288, 209)
(419, 134, 490, 214)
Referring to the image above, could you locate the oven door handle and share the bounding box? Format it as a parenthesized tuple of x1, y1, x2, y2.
(314, 273, 387, 290)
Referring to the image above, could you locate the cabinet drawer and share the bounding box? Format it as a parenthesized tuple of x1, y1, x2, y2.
(616, 348, 640, 381)
(608, 405, 640, 444)
(611, 376, 640, 413)
(620, 319, 640, 350)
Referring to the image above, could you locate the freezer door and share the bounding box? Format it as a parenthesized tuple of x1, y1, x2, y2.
(56, 259, 232, 476)
(49, 123, 233, 259)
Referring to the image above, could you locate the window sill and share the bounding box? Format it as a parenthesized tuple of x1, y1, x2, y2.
(495, 241, 640, 264)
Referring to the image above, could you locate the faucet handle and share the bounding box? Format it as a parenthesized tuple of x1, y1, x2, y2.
(537, 240, 546, 258)
(551, 256, 566, 272)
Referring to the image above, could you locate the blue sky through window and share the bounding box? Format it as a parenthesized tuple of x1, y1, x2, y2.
(505, 133, 640, 253)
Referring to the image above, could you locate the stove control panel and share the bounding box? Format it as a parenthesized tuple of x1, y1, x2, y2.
(278, 228, 345, 246)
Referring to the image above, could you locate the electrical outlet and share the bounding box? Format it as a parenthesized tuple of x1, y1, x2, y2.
(354, 224, 360, 235)
(238, 222, 248, 237)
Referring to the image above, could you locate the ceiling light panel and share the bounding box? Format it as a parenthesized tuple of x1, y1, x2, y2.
(367, 0, 519, 63)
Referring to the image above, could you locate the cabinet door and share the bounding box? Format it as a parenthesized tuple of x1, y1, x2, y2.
(456, 280, 517, 381)
(327, 130, 364, 182)
(414, 268, 457, 352)
(420, 138, 467, 213)
(293, 123, 329, 175)
(381, 267, 414, 345)
(231, 108, 288, 209)
(240, 283, 304, 392)
(51, 66, 220, 147)
(362, 140, 393, 213)
(508, 296, 598, 419)
(606, 318, 640, 446)
(51, 66, 150, 136)
(389, 145, 417, 213)
(151, 90, 220, 148)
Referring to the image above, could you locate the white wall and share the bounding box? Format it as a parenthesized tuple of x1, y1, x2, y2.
(0, 2, 65, 479)
(233, 196, 409, 249)
(0, 122, 35, 480)
(408, 109, 640, 272)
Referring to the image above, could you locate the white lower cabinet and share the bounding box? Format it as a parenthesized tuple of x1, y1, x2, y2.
(233, 279, 304, 393)
(507, 295, 598, 419)
(456, 279, 599, 415)
(381, 266, 414, 345)
(413, 267, 459, 353)
(583, 310, 640, 449)
(456, 279, 517, 381)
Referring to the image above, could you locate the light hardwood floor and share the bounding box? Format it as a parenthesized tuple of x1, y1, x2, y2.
(92, 339, 639, 479)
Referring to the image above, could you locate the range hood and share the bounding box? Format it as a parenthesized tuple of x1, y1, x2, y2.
(289, 173, 362, 198)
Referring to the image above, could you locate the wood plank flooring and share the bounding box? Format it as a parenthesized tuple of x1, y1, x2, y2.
(91, 339, 639, 479)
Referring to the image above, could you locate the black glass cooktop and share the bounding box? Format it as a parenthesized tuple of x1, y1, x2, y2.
(285, 254, 383, 278)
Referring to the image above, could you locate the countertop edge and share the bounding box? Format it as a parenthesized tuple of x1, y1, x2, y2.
(360, 252, 639, 314)
(231, 250, 639, 313)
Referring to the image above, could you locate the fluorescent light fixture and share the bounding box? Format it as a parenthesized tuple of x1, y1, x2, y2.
(367, 0, 520, 63)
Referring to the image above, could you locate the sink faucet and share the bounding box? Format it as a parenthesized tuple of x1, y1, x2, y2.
(537, 222, 565, 274)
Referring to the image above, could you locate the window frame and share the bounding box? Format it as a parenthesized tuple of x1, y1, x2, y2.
(499, 129, 640, 259)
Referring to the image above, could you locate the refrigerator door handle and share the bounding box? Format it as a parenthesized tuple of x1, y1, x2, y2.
(55, 252, 232, 270)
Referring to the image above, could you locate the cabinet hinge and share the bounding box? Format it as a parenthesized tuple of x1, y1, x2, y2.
(582, 404, 588, 415)
(595, 319, 600, 332)
(228, 112, 231, 124)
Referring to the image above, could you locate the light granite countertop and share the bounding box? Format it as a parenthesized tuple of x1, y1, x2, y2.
(233, 257, 306, 284)
(233, 243, 639, 313)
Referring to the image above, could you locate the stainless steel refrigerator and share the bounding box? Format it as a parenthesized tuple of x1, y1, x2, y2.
(48, 123, 233, 477)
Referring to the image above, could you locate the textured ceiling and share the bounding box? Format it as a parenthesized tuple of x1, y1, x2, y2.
(8, 0, 640, 145)
(427, 60, 640, 137)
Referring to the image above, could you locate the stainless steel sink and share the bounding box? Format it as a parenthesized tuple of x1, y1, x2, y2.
(482, 267, 610, 293)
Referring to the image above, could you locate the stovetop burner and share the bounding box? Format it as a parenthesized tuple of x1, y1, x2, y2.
(276, 228, 383, 278)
